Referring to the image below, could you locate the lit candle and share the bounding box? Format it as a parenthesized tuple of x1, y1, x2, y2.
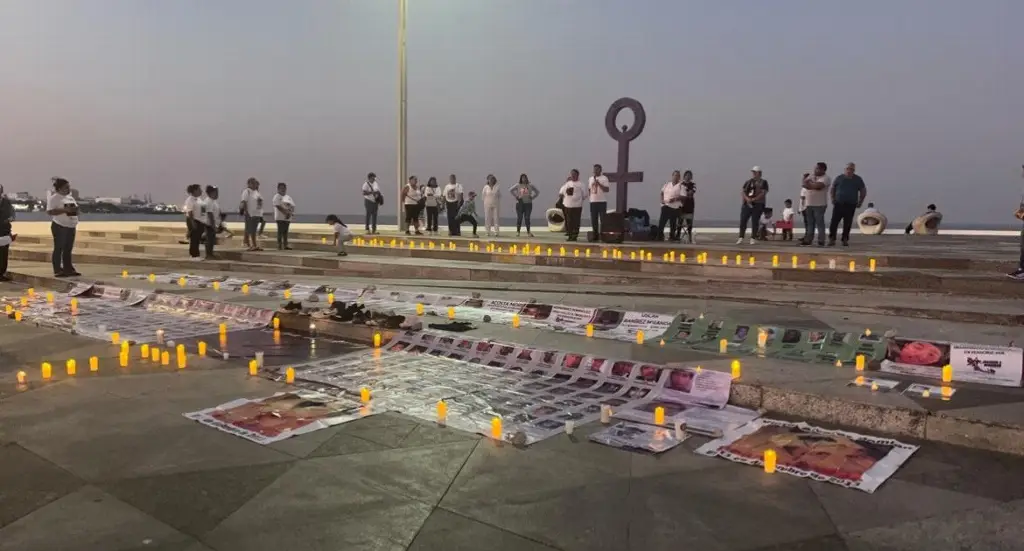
(869, 258, 876, 272)
(285, 367, 295, 384)
(721, 255, 728, 265)
(653, 406, 665, 425)
(855, 355, 865, 372)
(941, 385, 952, 398)
(921, 389, 931, 398)
(178, 277, 186, 287)
(559, 247, 566, 256)
(151, 347, 159, 362)
(757, 330, 768, 348)
(415, 303, 425, 316)
(111, 332, 120, 345)
(46, 292, 54, 304)
(249, 360, 258, 376)
(828, 259, 836, 270)
(19, 297, 27, 307)
(659, 339, 665, 347)
(4, 305, 11, 315)
(373, 332, 382, 348)
(941, 364, 952, 383)
(636, 330, 645, 345)
(719, 339, 728, 354)
(122, 269, 129, 278)
(600, 405, 611, 424)
(212, 281, 220, 291)
(160, 351, 170, 366)
(272, 317, 280, 329)
(646, 252, 653, 261)
(586, 323, 594, 337)
(602, 250, 608, 259)
(865, 328, 872, 337)
(89, 356, 99, 372)
(14, 311, 22, 322)
(855, 375, 865, 385)
(791, 255, 798, 268)
(119, 352, 128, 367)
(835, 359, 843, 367)
(490, 417, 503, 440)
(16, 371, 26, 385)
(772, 255, 779, 267)
(218, 323, 227, 335)
(585, 249, 591, 257)
(679, 253, 686, 263)
(849, 260, 856, 272)
(573, 249, 579, 257)
(66, 359, 76, 376)
(41, 362, 52, 380)
(327, 293, 335, 304)
(70, 298, 78, 314)
(27, 288, 35, 297)
(809, 260, 817, 270)
(447, 307, 455, 320)
(148, 274, 156, 282)
(731, 360, 741, 379)
(735, 254, 742, 265)
(197, 341, 207, 356)
(748, 256, 755, 266)
(870, 382, 879, 391)
(764, 449, 777, 473)
(662, 253, 668, 262)
(360, 387, 371, 403)
(512, 314, 520, 328)
(437, 400, 448, 425)
(140, 343, 150, 359)
(241, 284, 249, 294)
(547, 247, 553, 256)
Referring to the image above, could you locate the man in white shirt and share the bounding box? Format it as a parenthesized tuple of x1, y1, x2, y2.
(588, 164, 610, 241)
(272, 182, 295, 250)
(559, 169, 585, 241)
(204, 185, 222, 260)
(657, 171, 684, 241)
(46, 177, 80, 277)
(240, 177, 264, 251)
(442, 174, 464, 236)
(799, 162, 830, 247)
(362, 172, 382, 234)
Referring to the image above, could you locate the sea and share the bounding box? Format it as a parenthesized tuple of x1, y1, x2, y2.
(8, 211, 1021, 231)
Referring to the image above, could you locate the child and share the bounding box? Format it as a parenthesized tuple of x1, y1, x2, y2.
(758, 207, 774, 240)
(455, 191, 480, 237)
(326, 214, 353, 256)
(781, 199, 795, 241)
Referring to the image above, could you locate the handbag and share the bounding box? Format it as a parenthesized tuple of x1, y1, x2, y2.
(374, 192, 384, 206)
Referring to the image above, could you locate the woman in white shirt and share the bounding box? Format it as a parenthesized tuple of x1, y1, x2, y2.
(183, 184, 206, 260)
(588, 164, 610, 241)
(657, 171, 684, 242)
(361, 172, 382, 234)
(272, 182, 296, 250)
(558, 169, 585, 242)
(423, 177, 441, 235)
(442, 174, 464, 236)
(401, 175, 424, 235)
(481, 174, 501, 237)
(46, 177, 80, 277)
(240, 177, 264, 251)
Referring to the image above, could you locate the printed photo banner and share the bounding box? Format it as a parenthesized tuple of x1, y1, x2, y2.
(281, 330, 749, 445)
(880, 337, 1023, 387)
(146, 294, 275, 327)
(696, 419, 918, 493)
(184, 390, 364, 444)
(589, 421, 687, 454)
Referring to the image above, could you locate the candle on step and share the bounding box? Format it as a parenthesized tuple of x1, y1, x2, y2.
(719, 339, 728, 354)
(437, 400, 448, 425)
(70, 298, 78, 314)
(600, 405, 612, 424)
(46, 292, 53, 304)
(849, 260, 856, 272)
(197, 341, 206, 356)
(19, 297, 27, 307)
(791, 255, 798, 268)
(66, 359, 76, 376)
(855, 355, 865, 372)
(809, 260, 817, 270)
(285, 367, 295, 384)
(41, 362, 52, 380)
(178, 277, 186, 287)
(512, 314, 520, 328)
(27, 288, 35, 297)
(119, 352, 128, 367)
(160, 351, 170, 366)
(140, 343, 150, 359)
(151, 346, 160, 362)
(653, 406, 665, 425)
(447, 307, 455, 320)
(942, 364, 952, 383)
(731, 359, 741, 379)
(360, 387, 371, 403)
(721, 255, 728, 265)
(490, 417, 503, 440)
(89, 356, 99, 372)
(212, 281, 220, 291)
(373, 332, 382, 348)
(772, 255, 779, 267)
(764, 449, 777, 473)
(16, 371, 26, 385)
(869, 258, 876, 272)
(122, 269, 129, 278)
(735, 254, 741, 265)
(272, 317, 280, 329)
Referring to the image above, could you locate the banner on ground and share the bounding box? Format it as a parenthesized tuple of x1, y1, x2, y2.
(696, 419, 918, 493)
(880, 337, 1023, 387)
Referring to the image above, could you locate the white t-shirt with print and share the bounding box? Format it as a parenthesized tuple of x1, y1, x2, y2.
(240, 188, 263, 217)
(588, 175, 610, 203)
(442, 183, 463, 204)
(205, 198, 222, 226)
(661, 182, 683, 208)
(272, 193, 295, 221)
(362, 181, 380, 200)
(782, 207, 795, 222)
(403, 184, 422, 206)
(47, 192, 79, 228)
(559, 180, 586, 209)
(183, 195, 198, 215)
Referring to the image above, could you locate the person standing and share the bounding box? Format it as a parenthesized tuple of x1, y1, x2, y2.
(1009, 166, 1024, 280)
(46, 177, 80, 277)
(481, 174, 501, 237)
(657, 170, 684, 241)
(423, 177, 441, 235)
(738, 167, 769, 245)
(559, 169, 585, 241)
(203, 185, 222, 260)
(828, 162, 867, 246)
(401, 175, 424, 235)
(272, 182, 295, 250)
(0, 185, 15, 281)
(679, 170, 697, 243)
(183, 185, 205, 260)
(361, 173, 382, 234)
(800, 162, 830, 247)
(240, 177, 264, 251)
(442, 174, 464, 236)
(509, 173, 539, 237)
(588, 164, 610, 241)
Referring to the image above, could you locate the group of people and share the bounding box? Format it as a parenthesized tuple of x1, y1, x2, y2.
(181, 179, 296, 260)
(730, 162, 868, 247)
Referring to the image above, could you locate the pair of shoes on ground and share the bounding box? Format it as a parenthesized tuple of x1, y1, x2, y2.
(53, 270, 82, 278)
(735, 238, 758, 245)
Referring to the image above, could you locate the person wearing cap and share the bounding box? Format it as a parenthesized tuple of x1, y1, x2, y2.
(828, 162, 867, 246)
(738, 166, 769, 245)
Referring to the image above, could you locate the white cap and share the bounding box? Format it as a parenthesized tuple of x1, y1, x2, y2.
(751, 166, 761, 172)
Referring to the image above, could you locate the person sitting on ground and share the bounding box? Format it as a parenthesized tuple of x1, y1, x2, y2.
(325, 214, 353, 257)
(455, 191, 480, 237)
(905, 204, 938, 234)
(862, 202, 879, 216)
(758, 207, 774, 240)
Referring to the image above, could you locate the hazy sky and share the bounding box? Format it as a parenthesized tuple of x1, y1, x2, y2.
(2, 0, 1023, 223)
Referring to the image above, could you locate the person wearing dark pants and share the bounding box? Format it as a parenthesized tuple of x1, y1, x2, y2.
(738, 167, 768, 244)
(361, 173, 381, 234)
(272, 182, 295, 250)
(423, 177, 441, 235)
(46, 177, 80, 277)
(558, 169, 585, 241)
(455, 191, 480, 237)
(182, 185, 205, 260)
(203, 185, 222, 260)
(1010, 167, 1024, 279)
(828, 162, 867, 246)
(188, 218, 205, 259)
(587, 165, 610, 241)
(0, 185, 13, 281)
(657, 171, 685, 241)
(509, 174, 540, 237)
(442, 175, 464, 236)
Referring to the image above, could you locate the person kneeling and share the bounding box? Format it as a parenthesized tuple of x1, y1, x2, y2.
(326, 215, 353, 256)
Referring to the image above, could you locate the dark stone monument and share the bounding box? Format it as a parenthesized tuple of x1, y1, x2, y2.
(603, 97, 646, 213)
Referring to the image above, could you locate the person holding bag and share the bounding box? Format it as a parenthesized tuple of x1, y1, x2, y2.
(401, 175, 424, 235)
(361, 173, 382, 234)
(423, 177, 441, 235)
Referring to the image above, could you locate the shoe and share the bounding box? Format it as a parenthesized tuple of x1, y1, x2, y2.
(189, 256, 202, 262)
(527, 232, 535, 238)
(284, 246, 292, 250)
(748, 238, 756, 245)
(798, 240, 811, 246)
(405, 230, 411, 236)
(414, 231, 423, 236)
(66, 271, 82, 277)
(516, 231, 521, 237)
(0, 274, 11, 282)
(54, 273, 68, 278)
(842, 241, 849, 247)
(826, 240, 836, 247)
(735, 238, 743, 245)
(817, 242, 825, 247)
(1007, 269, 1024, 280)
(337, 252, 348, 257)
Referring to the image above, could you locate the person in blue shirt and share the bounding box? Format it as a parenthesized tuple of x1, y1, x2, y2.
(828, 162, 867, 246)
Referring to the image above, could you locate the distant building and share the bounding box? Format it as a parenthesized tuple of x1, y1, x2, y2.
(94, 197, 124, 205)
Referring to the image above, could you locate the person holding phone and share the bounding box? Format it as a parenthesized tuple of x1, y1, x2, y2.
(800, 162, 830, 247)
(46, 177, 80, 277)
(559, 169, 586, 241)
(588, 164, 610, 241)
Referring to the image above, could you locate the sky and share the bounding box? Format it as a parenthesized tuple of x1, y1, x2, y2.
(2, 0, 1023, 224)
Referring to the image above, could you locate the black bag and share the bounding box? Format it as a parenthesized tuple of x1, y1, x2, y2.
(374, 192, 384, 206)
(555, 196, 564, 210)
